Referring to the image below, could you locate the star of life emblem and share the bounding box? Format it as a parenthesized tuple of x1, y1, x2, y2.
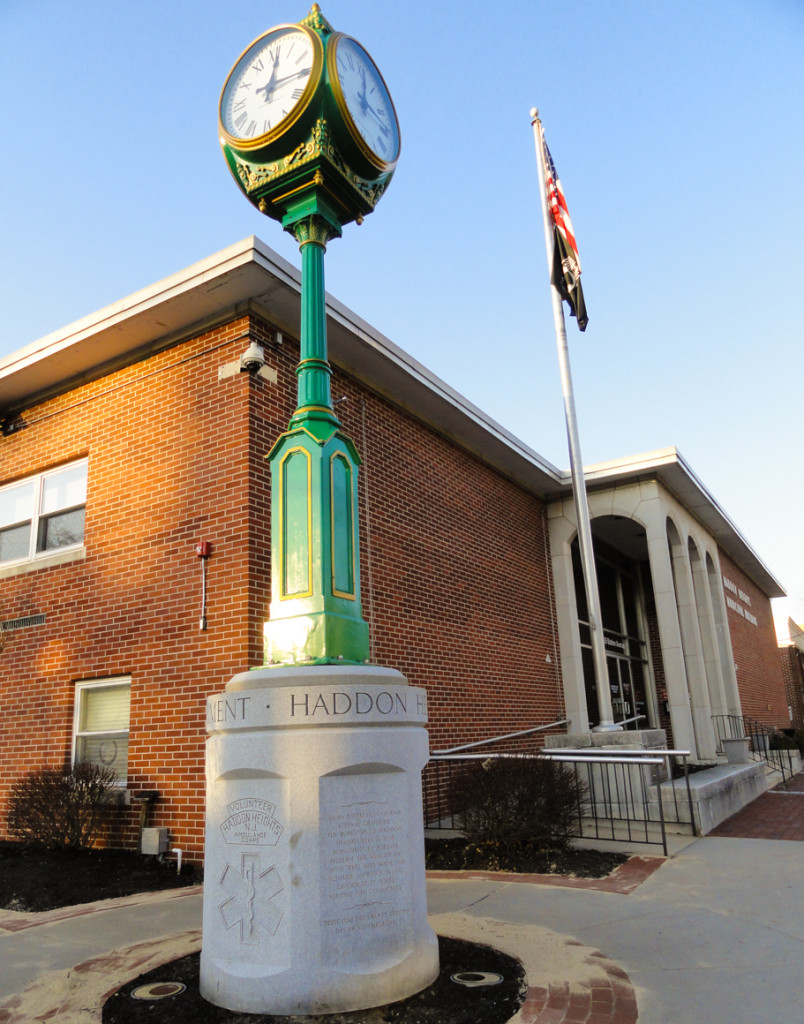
(218, 852, 284, 944)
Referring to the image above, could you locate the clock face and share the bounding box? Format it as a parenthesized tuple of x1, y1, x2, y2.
(330, 36, 400, 169)
(220, 25, 321, 148)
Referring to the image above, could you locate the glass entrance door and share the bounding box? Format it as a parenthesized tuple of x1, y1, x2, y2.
(573, 538, 654, 730)
(606, 651, 649, 727)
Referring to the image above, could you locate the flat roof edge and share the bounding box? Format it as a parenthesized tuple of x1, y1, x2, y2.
(570, 447, 785, 599)
(0, 238, 274, 377)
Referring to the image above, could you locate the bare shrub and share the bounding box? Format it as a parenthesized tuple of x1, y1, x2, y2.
(451, 755, 584, 854)
(6, 763, 119, 849)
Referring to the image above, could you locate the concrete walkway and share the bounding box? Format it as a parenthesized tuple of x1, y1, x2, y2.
(429, 836, 804, 1023)
(1, 781, 803, 1023)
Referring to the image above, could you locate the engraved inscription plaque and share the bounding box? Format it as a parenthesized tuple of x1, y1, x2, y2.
(320, 771, 412, 969)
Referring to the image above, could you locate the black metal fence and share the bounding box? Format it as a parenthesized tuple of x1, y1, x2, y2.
(423, 748, 697, 857)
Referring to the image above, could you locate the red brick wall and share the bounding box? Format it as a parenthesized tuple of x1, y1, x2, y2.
(332, 381, 563, 756)
(780, 645, 804, 731)
(0, 312, 563, 861)
(717, 550, 788, 727)
(0, 320, 262, 860)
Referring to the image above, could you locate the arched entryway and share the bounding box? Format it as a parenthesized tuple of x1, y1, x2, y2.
(571, 516, 659, 732)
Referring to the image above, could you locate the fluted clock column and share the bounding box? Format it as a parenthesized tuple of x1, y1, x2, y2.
(264, 213, 369, 666)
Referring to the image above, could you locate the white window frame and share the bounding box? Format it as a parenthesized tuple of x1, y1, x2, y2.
(72, 677, 131, 785)
(0, 459, 88, 568)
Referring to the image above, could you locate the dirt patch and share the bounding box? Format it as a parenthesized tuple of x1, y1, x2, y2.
(102, 937, 526, 1024)
(0, 841, 202, 912)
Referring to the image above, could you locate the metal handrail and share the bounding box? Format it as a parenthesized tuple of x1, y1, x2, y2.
(546, 747, 691, 756)
(434, 752, 666, 765)
(541, 754, 664, 765)
(711, 714, 795, 782)
(614, 714, 647, 728)
(543, 747, 696, 836)
(431, 717, 569, 756)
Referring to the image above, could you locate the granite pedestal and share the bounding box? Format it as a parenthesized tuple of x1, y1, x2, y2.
(200, 665, 439, 1015)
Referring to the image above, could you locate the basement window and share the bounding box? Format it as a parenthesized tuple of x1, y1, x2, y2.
(0, 460, 87, 566)
(73, 678, 131, 783)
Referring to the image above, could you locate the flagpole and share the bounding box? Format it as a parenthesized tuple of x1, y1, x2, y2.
(530, 108, 620, 733)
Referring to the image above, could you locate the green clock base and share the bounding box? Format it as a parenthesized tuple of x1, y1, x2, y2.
(264, 418, 369, 667)
(264, 610, 369, 667)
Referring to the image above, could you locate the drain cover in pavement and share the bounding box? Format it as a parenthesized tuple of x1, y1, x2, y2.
(131, 982, 186, 1000)
(451, 972, 504, 987)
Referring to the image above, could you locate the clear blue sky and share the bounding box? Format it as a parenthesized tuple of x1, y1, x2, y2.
(2, 0, 802, 636)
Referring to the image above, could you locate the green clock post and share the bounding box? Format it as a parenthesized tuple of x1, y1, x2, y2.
(217, 4, 399, 666)
(201, 7, 438, 1016)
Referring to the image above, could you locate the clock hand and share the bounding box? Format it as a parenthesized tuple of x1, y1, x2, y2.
(357, 67, 370, 115)
(355, 89, 391, 140)
(365, 103, 391, 134)
(270, 68, 310, 91)
(256, 50, 282, 103)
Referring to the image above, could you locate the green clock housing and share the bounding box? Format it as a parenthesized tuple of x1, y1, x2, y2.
(218, 5, 400, 233)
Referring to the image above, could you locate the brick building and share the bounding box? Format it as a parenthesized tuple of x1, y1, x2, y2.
(779, 620, 804, 731)
(0, 237, 789, 860)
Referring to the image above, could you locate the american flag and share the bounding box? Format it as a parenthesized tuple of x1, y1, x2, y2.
(541, 131, 588, 331)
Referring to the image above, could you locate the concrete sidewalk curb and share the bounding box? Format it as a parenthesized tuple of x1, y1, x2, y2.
(426, 855, 666, 896)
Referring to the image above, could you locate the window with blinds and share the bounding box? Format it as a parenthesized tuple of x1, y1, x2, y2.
(73, 678, 131, 782)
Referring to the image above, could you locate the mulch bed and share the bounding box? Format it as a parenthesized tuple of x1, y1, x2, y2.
(102, 937, 526, 1024)
(425, 836, 627, 877)
(0, 841, 202, 913)
(0, 838, 625, 914)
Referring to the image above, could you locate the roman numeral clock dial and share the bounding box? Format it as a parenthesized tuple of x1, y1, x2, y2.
(219, 25, 320, 149)
(328, 35, 400, 172)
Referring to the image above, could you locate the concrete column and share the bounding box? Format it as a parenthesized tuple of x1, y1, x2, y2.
(706, 553, 742, 716)
(690, 544, 729, 717)
(548, 505, 590, 733)
(644, 511, 698, 756)
(669, 533, 717, 760)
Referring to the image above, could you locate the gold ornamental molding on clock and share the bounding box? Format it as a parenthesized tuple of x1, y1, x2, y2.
(299, 2, 333, 34)
(228, 119, 389, 228)
(292, 216, 339, 247)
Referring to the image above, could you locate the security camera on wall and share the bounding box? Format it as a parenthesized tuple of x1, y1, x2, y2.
(218, 342, 277, 384)
(239, 342, 266, 373)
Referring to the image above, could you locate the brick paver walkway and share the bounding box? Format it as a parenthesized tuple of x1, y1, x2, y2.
(520, 946, 639, 1024)
(709, 770, 804, 840)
